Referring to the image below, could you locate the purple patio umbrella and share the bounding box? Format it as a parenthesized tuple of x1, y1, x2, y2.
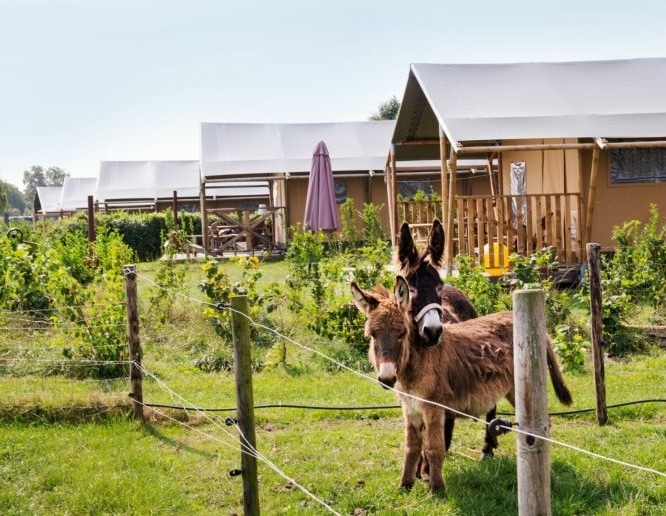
(303, 140, 340, 232)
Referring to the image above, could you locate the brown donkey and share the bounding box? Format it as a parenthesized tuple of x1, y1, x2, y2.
(392, 218, 516, 459)
(351, 277, 573, 493)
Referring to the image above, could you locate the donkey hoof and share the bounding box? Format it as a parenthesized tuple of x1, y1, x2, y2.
(399, 481, 414, 491)
(481, 450, 495, 460)
(429, 482, 446, 495)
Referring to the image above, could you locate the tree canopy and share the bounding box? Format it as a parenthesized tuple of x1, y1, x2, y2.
(0, 181, 8, 214)
(6, 182, 27, 214)
(369, 95, 401, 121)
(22, 165, 68, 204)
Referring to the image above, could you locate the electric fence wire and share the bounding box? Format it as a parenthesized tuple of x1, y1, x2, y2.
(134, 361, 341, 515)
(141, 267, 666, 480)
(224, 301, 666, 478)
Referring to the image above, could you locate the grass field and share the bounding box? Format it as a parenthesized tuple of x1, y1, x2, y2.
(1, 259, 665, 515)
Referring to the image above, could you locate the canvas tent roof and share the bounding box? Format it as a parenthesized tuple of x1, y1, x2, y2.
(97, 160, 202, 203)
(392, 57, 666, 161)
(200, 120, 396, 181)
(34, 186, 63, 214)
(96, 160, 269, 208)
(60, 177, 97, 212)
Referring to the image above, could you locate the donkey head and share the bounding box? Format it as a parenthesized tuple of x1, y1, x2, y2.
(394, 219, 446, 347)
(350, 279, 410, 389)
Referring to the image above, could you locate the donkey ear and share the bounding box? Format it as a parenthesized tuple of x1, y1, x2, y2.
(427, 219, 445, 267)
(350, 281, 378, 314)
(394, 276, 410, 311)
(396, 222, 418, 271)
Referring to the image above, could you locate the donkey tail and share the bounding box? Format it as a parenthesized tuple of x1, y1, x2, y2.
(546, 343, 573, 406)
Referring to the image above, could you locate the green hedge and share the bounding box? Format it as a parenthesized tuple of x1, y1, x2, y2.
(49, 211, 202, 262)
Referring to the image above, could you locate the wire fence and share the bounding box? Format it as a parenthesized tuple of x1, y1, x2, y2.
(1, 264, 666, 513)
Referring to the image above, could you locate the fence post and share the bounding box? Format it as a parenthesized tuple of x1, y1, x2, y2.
(230, 295, 259, 516)
(513, 289, 551, 516)
(586, 243, 608, 425)
(124, 264, 143, 420)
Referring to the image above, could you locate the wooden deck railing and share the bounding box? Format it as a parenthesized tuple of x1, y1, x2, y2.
(397, 193, 583, 271)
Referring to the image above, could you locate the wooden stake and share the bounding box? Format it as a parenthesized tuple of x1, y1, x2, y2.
(230, 295, 260, 516)
(513, 289, 551, 516)
(586, 243, 608, 425)
(584, 148, 600, 245)
(124, 264, 143, 420)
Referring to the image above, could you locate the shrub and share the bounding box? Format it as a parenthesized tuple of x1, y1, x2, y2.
(197, 256, 277, 371)
(447, 254, 506, 315)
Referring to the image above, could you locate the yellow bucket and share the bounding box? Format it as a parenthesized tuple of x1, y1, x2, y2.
(483, 242, 510, 276)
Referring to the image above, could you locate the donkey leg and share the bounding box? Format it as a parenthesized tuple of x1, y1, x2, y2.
(400, 420, 422, 490)
(481, 406, 499, 459)
(444, 411, 455, 451)
(418, 411, 454, 481)
(423, 409, 446, 493)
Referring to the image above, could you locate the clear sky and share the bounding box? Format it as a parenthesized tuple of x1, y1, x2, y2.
(1, 0, 665, 189)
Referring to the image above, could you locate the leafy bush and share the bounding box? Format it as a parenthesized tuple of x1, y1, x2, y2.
(285, 226, 328, 305)
(552, 323, 590, 374)
(447, 254, 506, 315)
(596, 203, 666, 355)
(197, 256, 277, 371)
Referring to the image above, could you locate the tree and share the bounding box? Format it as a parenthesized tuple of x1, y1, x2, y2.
(369, 95, 401, 121)
(0, 180, 8, 214)
(46, 166, 67, 186)
(23, 165, 68, 204)
(5, 182, 26, 214)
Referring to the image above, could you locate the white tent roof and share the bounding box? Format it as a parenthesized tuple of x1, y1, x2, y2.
(200, 120, 396, 180)
(34, 186, 63, 214)
(97, 160, 201, 202)
(393, 57, 666, 159)
(96, 160, 269, 206)
(60, 177, 97, 212)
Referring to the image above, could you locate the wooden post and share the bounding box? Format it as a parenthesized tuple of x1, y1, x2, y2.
(439, 128, 449, 227)
(389, 144, 398, 246)
(87, 195, 96, 264)
(513, 289, 551, 516)
(172, 190, 179, 228)
(124, 264, 143, 420)
(586, 243, 608, 425)
(584, 147, 600, 246)
(200, 177, 209, 254)
(230, 295, 259, 516)
(444, 147, 457, 275)
(87, 195, 95, 244)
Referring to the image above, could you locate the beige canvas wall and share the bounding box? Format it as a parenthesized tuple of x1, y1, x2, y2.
(500, 139, 580, 195)
(585, 150, 666, 249)
(284, 175, 390, 237)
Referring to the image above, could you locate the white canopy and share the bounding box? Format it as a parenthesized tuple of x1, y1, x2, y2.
(34, 186, 63, 214)
(96, 160, 269, 208)
(97, 160, 201, 202)
(60, 177, 97, 212)
(200, 120, 396, 181)
(393, 57, 666, 159)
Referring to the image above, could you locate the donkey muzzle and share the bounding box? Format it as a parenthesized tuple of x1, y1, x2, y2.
(377, 362, 397, 389)
(415, 303, 444, 346)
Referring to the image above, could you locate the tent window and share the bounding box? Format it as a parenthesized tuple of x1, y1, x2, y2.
(334, 180, 348, 204)
(398, 180, 438, 200)
(610, 148, 666, 184)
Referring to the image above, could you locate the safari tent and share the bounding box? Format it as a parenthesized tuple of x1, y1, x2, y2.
(96, 160, 269, 214)
(59, 177, 97, 215)
(199, 121, 396, 254)
(388, 57, 666, 274)
(34, 186, 63, 218)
